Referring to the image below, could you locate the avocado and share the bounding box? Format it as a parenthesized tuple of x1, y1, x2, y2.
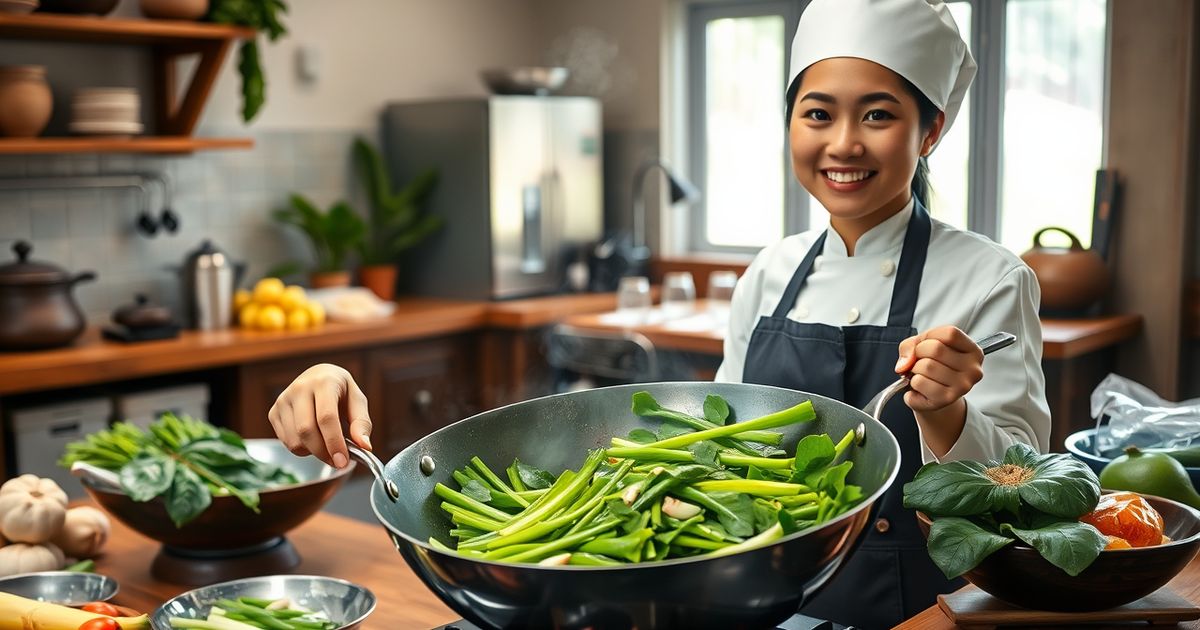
(1099, 446, 1200, 509)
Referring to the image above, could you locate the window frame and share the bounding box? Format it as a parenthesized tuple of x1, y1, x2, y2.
(681, 0, 1110, 253)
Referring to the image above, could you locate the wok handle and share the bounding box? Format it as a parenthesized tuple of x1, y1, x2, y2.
(861, 331, 1017, 422)
(345, 440, 400, 502)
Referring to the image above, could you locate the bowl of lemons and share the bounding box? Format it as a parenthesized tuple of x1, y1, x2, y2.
(235, 278, 327, 333)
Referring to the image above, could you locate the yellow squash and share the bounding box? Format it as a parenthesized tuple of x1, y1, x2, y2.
(0, 591, 149, 630)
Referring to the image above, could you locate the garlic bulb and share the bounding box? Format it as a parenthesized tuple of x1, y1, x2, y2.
(51, 506, 110, 559)
(0, 542, 64, 577)
(0, 475, 68, 544)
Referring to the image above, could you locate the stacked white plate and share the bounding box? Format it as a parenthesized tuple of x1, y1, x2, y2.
(0, 0, 39, 14)
(70, 88, 143, 136)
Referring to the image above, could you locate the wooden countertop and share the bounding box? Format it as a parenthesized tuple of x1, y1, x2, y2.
(0, 294, 624, 397)
(94, 507, 458, 629)
(559, 303, 1142, 361)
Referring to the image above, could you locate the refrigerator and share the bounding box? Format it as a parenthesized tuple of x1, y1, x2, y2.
(382, 96, 603, 300)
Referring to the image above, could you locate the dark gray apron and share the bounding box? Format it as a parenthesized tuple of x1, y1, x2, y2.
(742, 201, 962, 630)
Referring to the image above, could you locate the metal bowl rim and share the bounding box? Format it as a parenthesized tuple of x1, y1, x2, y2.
(81, 438, 356, 498)
(0, 570, 119, 602)
(367, 381, 902, 571)
(152, 574, 377, 629)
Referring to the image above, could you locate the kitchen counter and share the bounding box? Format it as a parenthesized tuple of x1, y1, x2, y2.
(0, 294, 626, 397)
(92, 502, 1200, 629)
(93, 505, 458, 628)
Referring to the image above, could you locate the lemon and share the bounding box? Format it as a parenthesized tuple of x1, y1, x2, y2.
(253, 277, 286, 305)
(279, 285, 307, 311)
(305, 301, 326, 327)
(234, 289, 252, 312)
(286, 308, 311, 331)
(238, 303, 260, 329)
(256, 304, 287, 331)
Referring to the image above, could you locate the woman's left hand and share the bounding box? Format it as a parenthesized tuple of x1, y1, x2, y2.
(894, 325, 984, 413)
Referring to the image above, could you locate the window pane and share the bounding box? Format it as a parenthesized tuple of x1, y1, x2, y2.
(926, 1, 971, 229)
(1000, 0, 1106, 252)
(704, 16, 785, 247)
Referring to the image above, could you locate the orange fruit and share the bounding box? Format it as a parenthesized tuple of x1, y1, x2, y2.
(1079, 491, 1164, 548)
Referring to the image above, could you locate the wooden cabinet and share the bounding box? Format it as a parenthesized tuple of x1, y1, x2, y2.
(365, 336, 479, 460)
(232, 335, 477, 460)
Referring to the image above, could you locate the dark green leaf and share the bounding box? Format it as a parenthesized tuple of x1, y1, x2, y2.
(216, 428, 246, 449)
(667, 464, 715, 483)
(806, 461, 853, 498)
(461, 480, 493, 504)
(902, 459, 1007, 516)
(752, 499, 779, 533)
(703, 395, 730, 424)
(657, 424, 692, 441)
(1001, 520, 1107, 576)
(708, 491, 755, 537)
(926, 516, 1013, 579)
(120, 453, 176, 502)
(181, 439, 257, 469)
(515, 460, 555, 490)
(778, 508, 799, 535)
(1005, 444, 1101, 518)
(606, 497, 637, 520)
(627, 429, 657, 444)
(165, 465, 212, 528)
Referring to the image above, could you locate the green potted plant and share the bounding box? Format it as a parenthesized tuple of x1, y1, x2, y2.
(273, 194, 366, 288)
(206, 0, 288, 123)
(354, 137, 441, 301)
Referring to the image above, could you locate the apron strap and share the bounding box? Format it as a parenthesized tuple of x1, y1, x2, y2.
(885, 201, 932, 329)
(771, 231, 828, 318)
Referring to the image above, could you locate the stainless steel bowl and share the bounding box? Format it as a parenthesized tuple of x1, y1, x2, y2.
(480, 66, 569, 95)
(0, 571, 118, 606)
(151, 575, 376, 630)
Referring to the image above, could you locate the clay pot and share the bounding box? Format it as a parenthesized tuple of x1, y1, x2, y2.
(310, 271, 351, 289)
(359, 264, 397, 302)
(36, 0, 119, 15)
(0, 66, 52, 138)
(1020, 226, 1110, 312)
(139, 0, 207, 20)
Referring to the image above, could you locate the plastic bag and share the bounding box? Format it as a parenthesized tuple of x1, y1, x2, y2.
(307, 287, 395, 322)
(1090, 373, 1200, 456)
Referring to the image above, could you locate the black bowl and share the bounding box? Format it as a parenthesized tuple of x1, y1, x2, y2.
(917, 493, 1200, 611)
(1064, 428, 1200, 489)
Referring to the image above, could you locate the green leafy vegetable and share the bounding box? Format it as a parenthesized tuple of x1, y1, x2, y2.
(207, 0, 289, 123)
(903, 443, 1106, 579)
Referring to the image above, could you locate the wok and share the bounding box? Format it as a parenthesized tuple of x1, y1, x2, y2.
(349, 382, 901, 629)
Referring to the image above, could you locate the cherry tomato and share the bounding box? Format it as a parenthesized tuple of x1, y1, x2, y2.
(78, 619, 120, 630)
(80, 602, 121, 616)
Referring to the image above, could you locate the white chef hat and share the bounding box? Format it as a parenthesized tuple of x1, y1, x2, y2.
(788, 0, 976, 148)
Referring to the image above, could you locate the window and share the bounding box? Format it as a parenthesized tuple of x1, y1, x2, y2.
(684, 0, 1108, 255)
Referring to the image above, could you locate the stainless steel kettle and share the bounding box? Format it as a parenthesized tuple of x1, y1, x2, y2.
(180, 240, 245, 330)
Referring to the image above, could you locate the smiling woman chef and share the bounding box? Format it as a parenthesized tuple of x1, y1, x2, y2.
(266, 0, 1049, 627)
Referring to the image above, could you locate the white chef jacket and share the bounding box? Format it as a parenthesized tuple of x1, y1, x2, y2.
(715, 199, 1051, 464)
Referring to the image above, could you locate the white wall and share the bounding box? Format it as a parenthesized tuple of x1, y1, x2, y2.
(199, 0, 542, 130)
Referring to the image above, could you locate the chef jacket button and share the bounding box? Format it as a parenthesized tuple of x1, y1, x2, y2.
(813, 255, 824, 271)
(847, 307, 860, 323)
(875, 517, 890, 533)
(795, 305, 810, 319)
(880, 260, 895, 276)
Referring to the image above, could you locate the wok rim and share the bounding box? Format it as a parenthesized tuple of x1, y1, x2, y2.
(367, 381, 902, 572)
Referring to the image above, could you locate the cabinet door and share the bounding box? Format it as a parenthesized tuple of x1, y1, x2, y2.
(365, 336, 478, 461)
(235, 352, 364, 439)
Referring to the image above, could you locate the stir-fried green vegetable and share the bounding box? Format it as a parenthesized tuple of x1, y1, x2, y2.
(169, 596, 337, 630)
(429, 392, 866, 564)
(59, 413, 299, 527)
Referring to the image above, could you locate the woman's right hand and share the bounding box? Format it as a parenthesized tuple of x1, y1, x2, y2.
(268, 363, 372, 469)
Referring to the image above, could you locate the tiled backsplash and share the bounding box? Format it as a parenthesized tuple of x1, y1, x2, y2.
(0, 128, 367, 325)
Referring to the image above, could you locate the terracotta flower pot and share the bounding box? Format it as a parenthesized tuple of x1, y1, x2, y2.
(140, 0, 207, 20)
(310, 271, 351, 289)
(359, 264, 398, 302)
(0, 66, 52, 138)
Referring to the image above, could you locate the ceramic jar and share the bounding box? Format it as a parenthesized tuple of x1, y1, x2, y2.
(1019, 226, 1110, 312)
(0, 66, 52, 138)
(140, 0, 208, 20)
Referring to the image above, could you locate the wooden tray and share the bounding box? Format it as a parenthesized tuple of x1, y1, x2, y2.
(938, 585, 1200, 629)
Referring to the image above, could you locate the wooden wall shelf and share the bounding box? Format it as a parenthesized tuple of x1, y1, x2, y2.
(0, 136, 253, 154)
(0, 13, 255, 152)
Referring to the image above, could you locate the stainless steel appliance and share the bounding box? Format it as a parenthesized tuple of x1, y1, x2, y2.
(179, 239, 244, 331)
(382, 96, 603, 300)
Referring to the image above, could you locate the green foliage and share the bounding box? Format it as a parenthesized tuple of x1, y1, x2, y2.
(273, 194, 367, 273)
(353, 137, 442, 265)
(207, 0, 288, 122)
(903, 443, 1105, 579)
